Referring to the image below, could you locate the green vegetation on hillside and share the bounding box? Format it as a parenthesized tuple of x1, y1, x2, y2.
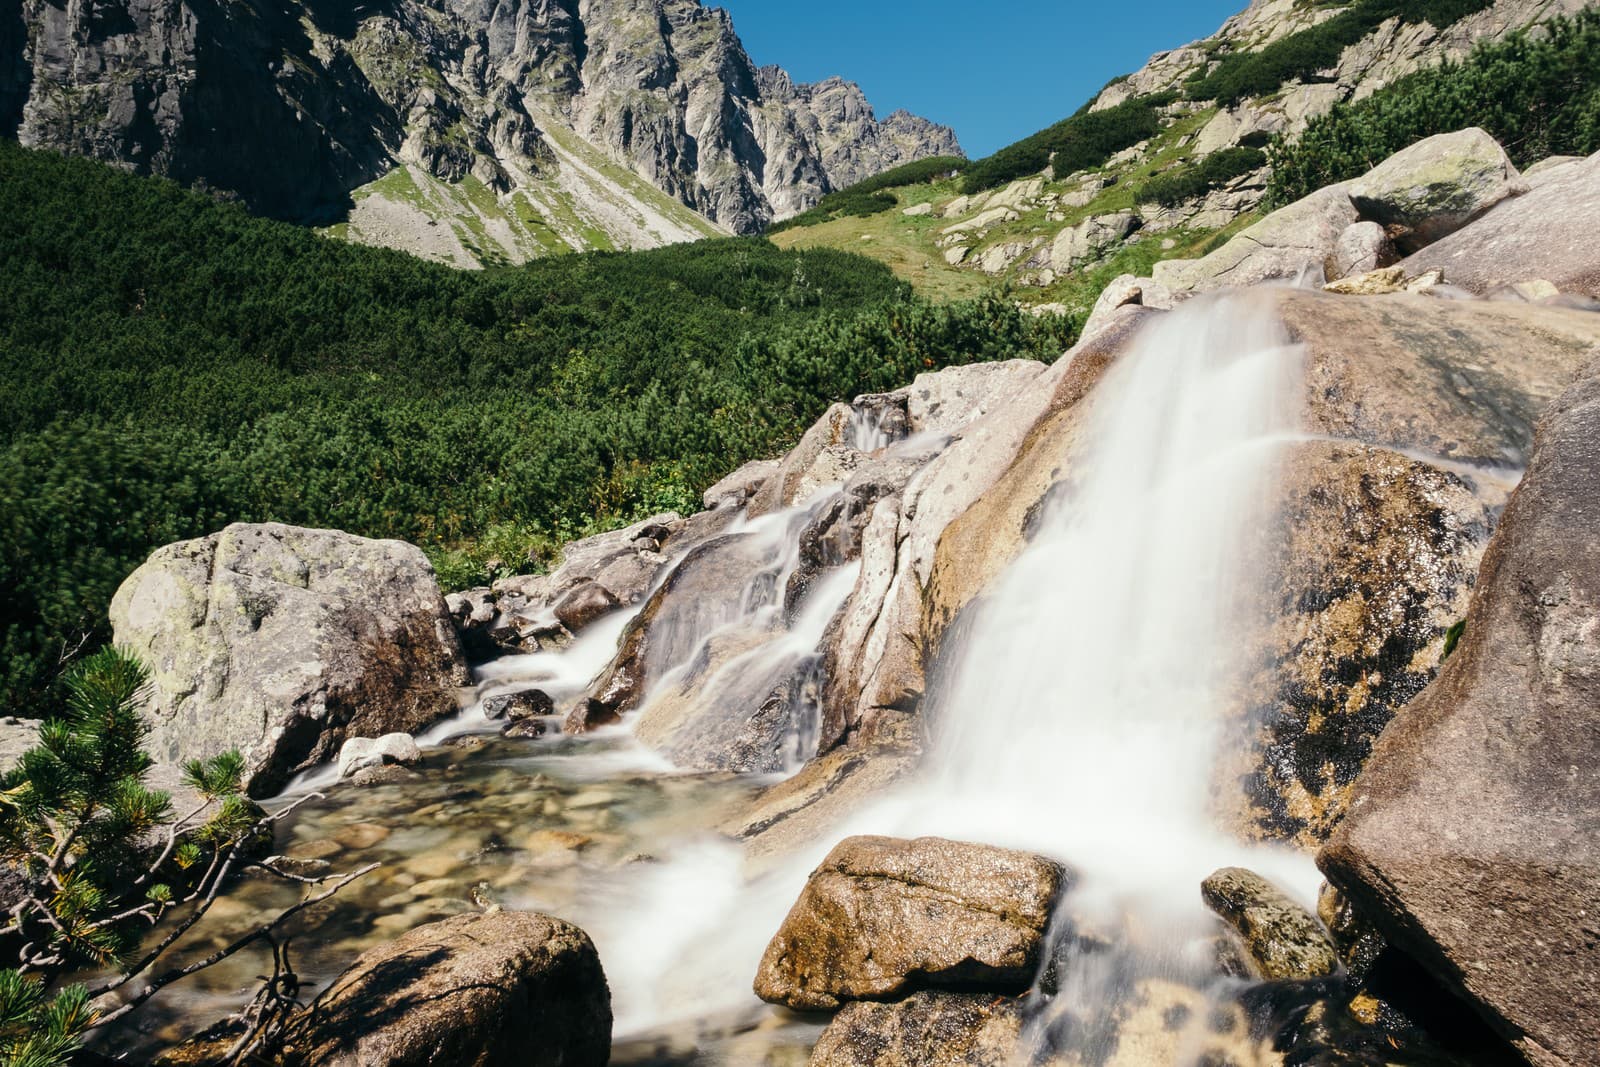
(1185, 0, 1497, 105)
(1136, 147, 1267, 206)
(768, 156, 970, 234)
(0, 141, 1073, 717)
(1267, 10, 1600, 205)
(960, 95, 1174, 195)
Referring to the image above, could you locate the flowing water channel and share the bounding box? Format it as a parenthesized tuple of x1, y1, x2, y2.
(110, 293, 1329, 1065)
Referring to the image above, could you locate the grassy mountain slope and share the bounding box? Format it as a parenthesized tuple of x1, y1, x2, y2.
(326, 112, 729, 269)
(769, 0, 1590, 312)
(0, 141, 1073, 717)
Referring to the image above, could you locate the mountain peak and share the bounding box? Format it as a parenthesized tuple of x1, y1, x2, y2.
(9, 0, 960, 265)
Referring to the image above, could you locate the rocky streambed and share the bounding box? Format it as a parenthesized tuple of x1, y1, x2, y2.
(80, 134, 1600, 1066)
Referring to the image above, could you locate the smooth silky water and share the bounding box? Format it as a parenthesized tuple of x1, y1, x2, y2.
(107, 292, 1327, 1065)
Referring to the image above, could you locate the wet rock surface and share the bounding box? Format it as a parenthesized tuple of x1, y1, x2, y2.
(754, 835, 1068, 1011)
(1201, 867, 1339, 981)
(808, 992, 1025, 1067)
(275, 910, 611, 1066)
(110, 522, 467, 797)
(1320, 367, 1600, 1067)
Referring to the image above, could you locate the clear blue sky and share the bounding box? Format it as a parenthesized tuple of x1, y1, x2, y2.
(715, 1, 1245, 158)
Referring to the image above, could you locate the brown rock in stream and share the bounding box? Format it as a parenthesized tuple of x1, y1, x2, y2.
(808, 992, 1025, 1067)
(754, 835, 1067, 1011)
(276, 911, 610, 1066)
(1201, 867, 1339, 981)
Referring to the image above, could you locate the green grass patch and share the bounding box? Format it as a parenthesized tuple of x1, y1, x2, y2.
(769, 156, 970, 234)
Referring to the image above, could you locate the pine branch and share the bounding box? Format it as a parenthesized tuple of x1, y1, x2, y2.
(90, 864, 378, 1028)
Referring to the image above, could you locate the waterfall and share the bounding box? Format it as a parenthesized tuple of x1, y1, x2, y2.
(888, 291, 1321, 1060)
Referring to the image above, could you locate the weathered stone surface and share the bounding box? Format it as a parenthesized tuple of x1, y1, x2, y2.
(482, 689, 554, 722)
(754, 835, 1067, 1011)
(1049, 211, 1139, 271)
(808, 992, 1025, 1067)
(1202, 867, 1339, 981)
(901, 361, 1049, 436)
(111, 523, 467, 797)
(276, 911, 610, 1066)
(1348, 128, 1523, 254)
(1320, 367, 1600, 1067)
(1081, 276, 1177, 342)
(748, 404, 858, 518)
(1323, 265, 1408, 295)
(0, 718, 39, 775)
(702, 459, 780, 510)
(551, 581, 621, 634)
(336, 733, 423, 780)
(1155, 185, 1358, 294)
(1399, 150, 1600, 300)
(1522, 154, 1584, 184)
(727, 721, 922, 870)
(1333, 220, 1394, 280)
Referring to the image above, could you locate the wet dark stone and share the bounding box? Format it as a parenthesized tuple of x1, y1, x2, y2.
(484, 690, 555, 721)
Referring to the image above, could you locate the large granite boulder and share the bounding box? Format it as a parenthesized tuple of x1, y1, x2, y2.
(110, 523, 467, 797)
(808, 992, 1025, 1067)
(276, 911, 610, 1066)
(1399, 149, 1600, 299)
(1320, 368, 1600, 1067)
(754, 835, 1067, 1011)
(1347, 127, 1524, 254)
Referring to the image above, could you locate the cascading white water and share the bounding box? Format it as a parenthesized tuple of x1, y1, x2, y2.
(883, 290, 1321, 1061)
(914, 291, 1306, 876)
(569, 293, 1329, 1061)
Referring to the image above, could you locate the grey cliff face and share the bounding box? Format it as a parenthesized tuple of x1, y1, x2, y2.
(9, 0, 961, 234)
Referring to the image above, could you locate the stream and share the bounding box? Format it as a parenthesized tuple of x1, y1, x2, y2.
(110, 292, 1332, 1065)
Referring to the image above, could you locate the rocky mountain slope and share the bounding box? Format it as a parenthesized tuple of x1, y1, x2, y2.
(774, 0, 1590, 306)
(4, 0, 959, 267)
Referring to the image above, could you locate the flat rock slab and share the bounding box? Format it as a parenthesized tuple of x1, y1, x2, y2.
(1320, 370, 1600, 1067)
(754, 835, 1068, 1011)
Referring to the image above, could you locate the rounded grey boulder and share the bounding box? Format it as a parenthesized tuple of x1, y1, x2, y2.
(111, 523, 468, 797)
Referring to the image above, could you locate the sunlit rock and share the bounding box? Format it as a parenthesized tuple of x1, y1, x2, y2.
(754, 835, 1067, 1011)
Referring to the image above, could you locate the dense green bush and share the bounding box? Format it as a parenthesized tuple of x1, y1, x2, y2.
(0, 141, 1073, 716)
(961, 94, 1172, 194)
(767, 156, 969, 233)
(1136, 147, 1268, 206)
(1185, 0, 1497, 105)
(1266, 11, 1600, 205)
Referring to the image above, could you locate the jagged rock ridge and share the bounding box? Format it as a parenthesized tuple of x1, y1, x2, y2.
(7, 0, 960, 263)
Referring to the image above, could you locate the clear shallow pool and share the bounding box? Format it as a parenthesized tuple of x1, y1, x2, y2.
(103, 723, 829, 1064)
